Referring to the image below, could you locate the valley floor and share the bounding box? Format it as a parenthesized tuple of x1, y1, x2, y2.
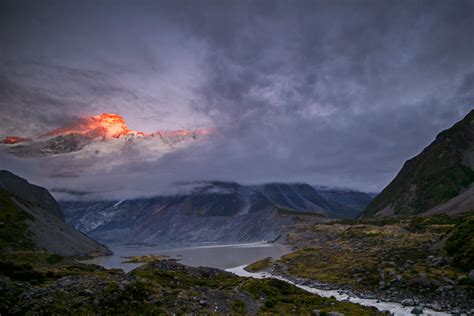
(2, 214, 473, 315)
(226, 265, 448, 315)
(80, 242, 290, 272)
(0, 251, 383, 315)
(245, 214, 474, 315)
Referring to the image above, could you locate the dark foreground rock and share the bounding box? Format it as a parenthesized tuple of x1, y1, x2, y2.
(0, 253, 383, 315)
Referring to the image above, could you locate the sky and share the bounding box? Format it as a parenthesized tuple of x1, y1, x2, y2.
(0, 0, 473, 199)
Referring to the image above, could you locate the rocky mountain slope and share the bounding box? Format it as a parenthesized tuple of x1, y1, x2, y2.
(61, 182, 373, 245)
(0, 170, 110, 257)
(363, 110, 474, 217)
(314, 186, 375, 217)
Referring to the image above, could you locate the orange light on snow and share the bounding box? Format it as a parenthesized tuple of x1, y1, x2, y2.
(6, 113, 213, 143)
(1, 136, 31, 144)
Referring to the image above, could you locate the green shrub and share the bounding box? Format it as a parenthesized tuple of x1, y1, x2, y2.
(46, 254, 64, 264)
(0, 261, 45, 283)
(231, 300, 246, 314)
(444, 218, 474, 270)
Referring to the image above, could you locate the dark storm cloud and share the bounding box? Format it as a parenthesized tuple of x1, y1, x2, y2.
(177, 0, 474, 191)
(459, 72, 474, 95)
(1, 0, 473, 197)
(0, 0, 210, 133)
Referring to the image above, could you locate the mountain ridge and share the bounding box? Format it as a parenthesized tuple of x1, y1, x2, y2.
(362, 110, 474, 217)
(60, 182, 373, 245)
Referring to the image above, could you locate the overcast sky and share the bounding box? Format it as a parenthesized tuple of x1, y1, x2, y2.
(1, 0, 473, 198)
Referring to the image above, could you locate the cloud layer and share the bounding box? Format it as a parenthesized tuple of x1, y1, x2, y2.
(1, 0, 473, 198)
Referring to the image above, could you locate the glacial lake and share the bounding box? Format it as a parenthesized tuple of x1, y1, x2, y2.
(81, 242, 291, 272)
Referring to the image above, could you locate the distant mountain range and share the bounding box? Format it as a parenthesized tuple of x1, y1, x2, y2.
(61, 182, 374, 245)
(0, 170, 110, 257)
(363, 110, 474, 217)
(1, 113, 210, 158)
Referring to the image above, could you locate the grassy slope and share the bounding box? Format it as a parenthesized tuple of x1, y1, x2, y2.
(444, 217, 474, 270)
(245, 257, 273, 272)
(0, 189, 36, 251)
(364, 110, 474, 216)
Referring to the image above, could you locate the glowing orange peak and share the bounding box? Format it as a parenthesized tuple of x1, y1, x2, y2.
(1, 136, 31, 144)
(10, 113, 212, 143)
(40, 113, 145, 139)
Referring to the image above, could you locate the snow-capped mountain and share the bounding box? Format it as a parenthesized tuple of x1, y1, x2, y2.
(1, 113, 211, 177)
(1, 113, 211, 157)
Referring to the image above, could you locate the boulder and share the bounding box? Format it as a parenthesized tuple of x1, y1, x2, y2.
(401, 299, 415, 306)
(411, 306, 423, 314)
(441, 277, 456, 285)
(426, 301, 442, 311)
(430, 279, 441, 288)
(410, 275, 430, 288)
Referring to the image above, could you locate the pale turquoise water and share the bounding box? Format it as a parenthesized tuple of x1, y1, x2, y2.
(82, 242, 290, 272)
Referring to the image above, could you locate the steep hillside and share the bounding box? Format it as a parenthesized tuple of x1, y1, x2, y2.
(313, 186, 374, 217)
(0, 170, 111, 257)
(363, 110, 474, 217)
(0, 170, 63, 218)
(258, 183, 362, 218)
